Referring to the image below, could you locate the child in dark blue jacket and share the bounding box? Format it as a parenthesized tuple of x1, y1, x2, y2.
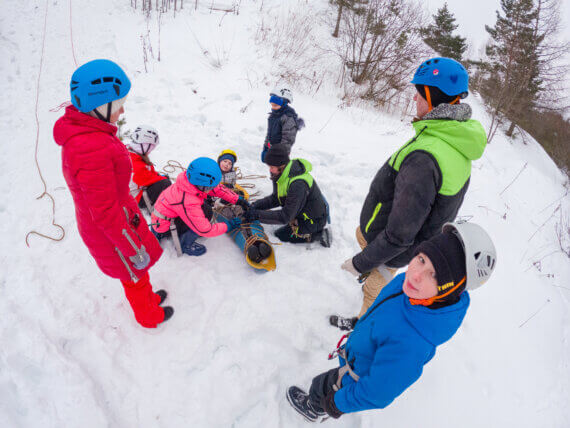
(261, 87, 303, 162)
(287, 222, 497, 422)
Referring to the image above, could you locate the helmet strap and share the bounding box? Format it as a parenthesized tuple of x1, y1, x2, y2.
(409, 276, 466, 307)
(92, 102, 112, 122)
(450, 96, 460, 105)
(424, 85, 433, 112)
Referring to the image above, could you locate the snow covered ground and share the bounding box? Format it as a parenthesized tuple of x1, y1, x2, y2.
(1, 1, 569, 427)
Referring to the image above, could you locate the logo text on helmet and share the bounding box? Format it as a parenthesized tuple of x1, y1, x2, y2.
(88, 90, 109, 96)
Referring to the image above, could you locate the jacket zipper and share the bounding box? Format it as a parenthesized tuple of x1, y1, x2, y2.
(390, 125, 428, 169)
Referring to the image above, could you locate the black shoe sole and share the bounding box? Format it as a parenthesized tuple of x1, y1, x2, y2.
(162, 306, 174, 323)
(286, 388, 318, 423)
(329, 315, 357, 331)
(156, 290, 167, 305)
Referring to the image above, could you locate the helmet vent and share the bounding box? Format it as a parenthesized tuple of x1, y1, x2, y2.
(103, 77, 113, 83)
(474, 251, 481, 260)
(200, 172, 216, 184)
(91, 78, 101, 85)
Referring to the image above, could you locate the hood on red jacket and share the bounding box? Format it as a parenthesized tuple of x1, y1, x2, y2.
(53, 105, 118, 147)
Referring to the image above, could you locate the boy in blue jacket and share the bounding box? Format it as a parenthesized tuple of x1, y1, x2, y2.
(260, 87, 303, 162)
(287, 222, 497, 422)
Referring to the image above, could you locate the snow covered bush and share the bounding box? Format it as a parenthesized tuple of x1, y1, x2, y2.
(254, 2, 337, 94)
(335, 0, 429, 107)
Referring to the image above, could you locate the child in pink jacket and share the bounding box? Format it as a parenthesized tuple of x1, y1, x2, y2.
(151, 157, 246, 256)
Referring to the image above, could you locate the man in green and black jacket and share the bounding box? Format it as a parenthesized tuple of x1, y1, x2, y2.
(245, 145, 331, 247)
(331, 57, 487, 331)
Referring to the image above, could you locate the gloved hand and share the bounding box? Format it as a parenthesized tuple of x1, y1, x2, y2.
(243, 209, 259, 223)
(341, 258, 360, 277)
(130, 248, 151, 270)
(236, 196, 250, 210)
(260, 145, 268, 162)
(222, 216, 242, 233)
(320, 391, 343, 419)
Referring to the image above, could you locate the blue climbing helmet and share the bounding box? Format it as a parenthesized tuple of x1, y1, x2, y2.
(186, 157, 222, 187)
(411, 57, 469, 98)
(70, 59, 131, 113)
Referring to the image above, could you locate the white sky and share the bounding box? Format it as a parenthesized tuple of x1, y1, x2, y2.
(424, 0, 570, 59)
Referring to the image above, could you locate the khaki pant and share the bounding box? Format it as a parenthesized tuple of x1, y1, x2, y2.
(356, 226, 397, 318)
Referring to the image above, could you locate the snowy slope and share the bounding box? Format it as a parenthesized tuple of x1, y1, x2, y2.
(1, 1, 569, 427)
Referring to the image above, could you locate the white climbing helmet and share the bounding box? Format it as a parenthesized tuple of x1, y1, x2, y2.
(128, 125, 160, 156)
(270, 86, 293, 103)
(442, 221, 497, 290)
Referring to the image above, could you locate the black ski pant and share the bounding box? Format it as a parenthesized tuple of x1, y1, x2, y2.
(274, 224, 323, 244)
(138, 178, 172, 211)
(308, 367, 340, 412)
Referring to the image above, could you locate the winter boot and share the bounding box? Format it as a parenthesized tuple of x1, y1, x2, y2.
(162, 306, 174, 322)
(257, 241, 272, 259)
(247, 245, 261, 263)
(182, 242, 207, 256)
(286, 386, 325, 423)
(247, 242, 272, 263)
(121, 273, 170, 328)
(329, 315, 358, 331)
(180, 230, 207, 256)
(155, 290, 167, 305)
(318, 228, 331, 248)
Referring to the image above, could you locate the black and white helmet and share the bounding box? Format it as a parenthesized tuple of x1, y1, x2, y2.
(270, 87, 293, 103)
(443, 221, 497, 290)
(128, 125, 160, 156)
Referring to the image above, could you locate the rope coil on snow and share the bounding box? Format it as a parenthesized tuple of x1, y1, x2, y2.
(159, 159, 186, 176)
(26, 0, 66, 247)
(234, 167, 265, 198)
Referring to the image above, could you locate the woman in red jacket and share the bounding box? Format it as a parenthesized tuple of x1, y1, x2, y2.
(53, 59, 173, 328)
(126, 124, 171, 212)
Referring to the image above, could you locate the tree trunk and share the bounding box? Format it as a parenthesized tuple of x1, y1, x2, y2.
(333, 3, 343, 38)
(506, 120, 516, 137)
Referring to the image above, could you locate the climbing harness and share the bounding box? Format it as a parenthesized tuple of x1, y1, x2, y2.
(152, 209, 183, 257)
(141, 189, 154, 212)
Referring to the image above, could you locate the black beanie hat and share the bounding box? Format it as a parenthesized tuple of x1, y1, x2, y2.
(264, 145, 290, 167)
(415, 84, 458, 108)
(413, 231, 466, 309)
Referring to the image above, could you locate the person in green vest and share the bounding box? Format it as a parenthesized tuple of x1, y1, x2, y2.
(244, 145, 331, 247)
(330, 57, 487, 331)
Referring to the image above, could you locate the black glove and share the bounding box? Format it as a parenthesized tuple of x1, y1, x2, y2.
(236, 196, 250, 210)
(244, 209, 259, 223)
(320, 391, 343, 419)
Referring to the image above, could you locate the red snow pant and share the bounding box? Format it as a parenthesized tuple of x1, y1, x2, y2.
(121, 272, 165, 328)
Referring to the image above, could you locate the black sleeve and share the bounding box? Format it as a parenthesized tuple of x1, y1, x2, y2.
(251, 193, 279, 210)
(256, 180, 309, 225)
(352, 151, 440, 273)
